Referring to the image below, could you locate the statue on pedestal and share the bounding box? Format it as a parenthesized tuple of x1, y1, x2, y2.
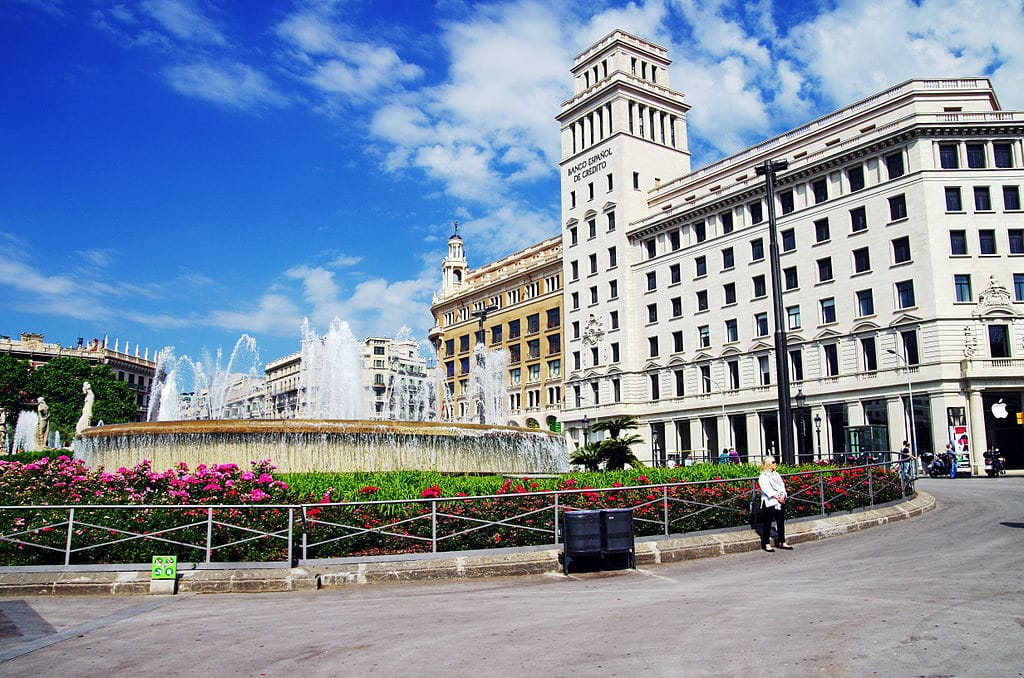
(76, 381, 95, 434)
(35, 397, 50, 450)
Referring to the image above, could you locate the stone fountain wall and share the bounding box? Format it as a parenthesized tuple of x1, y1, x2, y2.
(76, 420, 569, 475)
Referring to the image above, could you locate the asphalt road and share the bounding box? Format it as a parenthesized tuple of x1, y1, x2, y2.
(1, 478, 1022, 678)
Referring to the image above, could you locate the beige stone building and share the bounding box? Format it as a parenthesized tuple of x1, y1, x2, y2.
(429, 229, 564, 431)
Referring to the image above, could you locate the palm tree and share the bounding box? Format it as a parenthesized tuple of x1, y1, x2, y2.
(569, 443, 605, 472)
(590, 416, 638, 439)
(600, 434, 645, 470)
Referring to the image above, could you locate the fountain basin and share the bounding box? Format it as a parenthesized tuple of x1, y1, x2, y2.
(76, 420, 569, 475)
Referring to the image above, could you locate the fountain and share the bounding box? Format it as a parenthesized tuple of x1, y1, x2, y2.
(76, 320, 568, 474)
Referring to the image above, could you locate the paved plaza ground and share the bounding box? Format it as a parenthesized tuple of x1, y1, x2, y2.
(1, 478, 1021, 677)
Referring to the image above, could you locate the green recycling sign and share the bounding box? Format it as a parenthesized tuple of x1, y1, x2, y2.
(151, 555, 177, 580)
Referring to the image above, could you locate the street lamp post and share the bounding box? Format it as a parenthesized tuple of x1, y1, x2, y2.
(886, 347, 917, 462)
(755, 158, 794, 465)
(794, 389, 806, 463)
(582, 414, 589, 447)
(814, 413, 822, 461)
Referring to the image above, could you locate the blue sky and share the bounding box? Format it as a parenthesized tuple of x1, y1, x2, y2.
(2, 0, 1023, 366)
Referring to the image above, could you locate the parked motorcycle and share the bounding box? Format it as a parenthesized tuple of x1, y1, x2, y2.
(927, 453, 956, 478)
(983, 448, 1006, 477)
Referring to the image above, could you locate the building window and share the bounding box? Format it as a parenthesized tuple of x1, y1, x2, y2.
(950, 230, 968, 255)
(790, 349, 804, 381)
(698, 325, 710, 348)
(980, 229, 997, 255)
(673, 330, 685, 353)
(751, 238, 764, 261)
(570, 292, 579, 310)
(509, 344, 521, 363)
(901, 330, 920, 365)
(1014, 273, 1024, 301)
(645, 239, 656, 259)
(669, 230, 679, 250)
(722, 247, 735, 270)
(728, 360, 740, 389)
(989, 324, 1010, 358)
(824, 343, 839, 376)
(611, 342, 620, 363)
(892, 236, 911, 264)
(784, 266, 798, 290)
(589, 286, 598, 304)
(647, 303, 658, 323)
(569, 226, 578, 245)
(954, 274, 972, 302)
(649, 336, 659, 357)
(695, 256, 707, 278)
(885, 152, 905, 179)
(755, 312, 769, 337)
(817, 257, 833, 282)
(994, 142, 1014, 168)
(975, 186, 992, 211)
(850, 206, 868, 232)
(633, 171, 640, 189)
(888, 194, 907, 221)
(510, 367, 521, 385)
(527, 313, 540, 334)
(694, 221, 707, 242)
(571, 321, 580, 339)
(856, 289, 874, 317)
(647, 271, 658, 290)
(939, 143, 959, 169)
(862, 336, 878, 372)
(528, 364, 541, 382)
(650, 374, 660, 400)
(753, 274, 767, 298)
(588, 253, 598, 274)
(787, 305, 801, 330)
(1009, 229, 1024, 255)
(1004, 186, 1021, 211)
(814, 218, 830, 243)
(780, 189, 795, 214)
(699, 365, 711, 393)
(758, 355, 771, 385)
(721, 211, 734, 233)
(607, 211, 616, 231)
(570, 260, 579, 280)
(675, 369, 686, 397)
(966, 143, 986, 169)
(749, 201, 763, 224)
(610, 310, 619, 329)
(945, 186, 963, 212)
(847, 166, 865, 192)
(853, 247, 871, 273)
(669, 263, 681, 284)
(781, 228, 796, 252)
(608, 246, 617, 268)
(607, 174, 614, 191)
(588, 219, 597, 238)
(591, 347, 599, 365)
(725, 318, 738, 343)
(671, 296, 683, 317)
(460, 334, 471, 351)
(697, 289, 709, 311)
(812, 178, 828, 204)
(723, 282, 736, 305)
(896, 280, 916, 309)
(821, 297, 836, 324)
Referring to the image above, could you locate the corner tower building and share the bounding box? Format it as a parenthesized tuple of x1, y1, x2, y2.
(557, 30, 691, 446)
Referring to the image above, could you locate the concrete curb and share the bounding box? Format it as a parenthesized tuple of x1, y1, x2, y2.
(0, 492, 935, 596)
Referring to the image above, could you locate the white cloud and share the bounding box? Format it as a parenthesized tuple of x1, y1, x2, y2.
(327, 254, 362, 269)
(139, 0, 226, 46)
(163, 60, 287, 109)
(206, 293, 304, 336)
(784, 0, 1024, 110)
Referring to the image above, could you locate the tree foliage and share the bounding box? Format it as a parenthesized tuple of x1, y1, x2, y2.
(0, 353, 31, 420)
(25, 357, 136, 443)
(590, 416, 639, 439)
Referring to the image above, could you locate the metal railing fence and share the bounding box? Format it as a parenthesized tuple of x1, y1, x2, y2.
(0, 461, 913, 568)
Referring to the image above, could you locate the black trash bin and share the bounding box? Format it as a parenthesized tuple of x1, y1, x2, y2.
(561, 509, 602, 575)
(601, 508, 635, 569)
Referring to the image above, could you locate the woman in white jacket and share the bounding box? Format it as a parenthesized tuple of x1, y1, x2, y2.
(758, 457, 793, 552)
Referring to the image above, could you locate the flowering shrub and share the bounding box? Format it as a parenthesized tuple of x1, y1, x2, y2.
(0, 458, 909, 565)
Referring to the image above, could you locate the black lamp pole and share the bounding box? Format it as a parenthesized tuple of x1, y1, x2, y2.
(756, 158, 794, 465)
(814, 413, 822, 461)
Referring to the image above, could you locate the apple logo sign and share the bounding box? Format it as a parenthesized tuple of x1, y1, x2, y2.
(991, 399, 1009, 419)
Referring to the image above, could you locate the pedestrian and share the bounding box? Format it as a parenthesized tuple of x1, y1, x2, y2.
(900, 440, 916, 480)
(757, 457, 792, 552)
(944, 443, 957, 479)
(718, 448, 730, 465)
(728, 447, 740, 464)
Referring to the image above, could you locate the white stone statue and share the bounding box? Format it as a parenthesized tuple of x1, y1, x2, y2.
(76, 381, 95, 434)
(0, 406, 7, 454)
(35, 397, 50, 449)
